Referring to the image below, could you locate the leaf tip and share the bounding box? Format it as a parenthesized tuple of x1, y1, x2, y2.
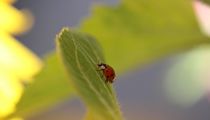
(56, 27, 70, 42)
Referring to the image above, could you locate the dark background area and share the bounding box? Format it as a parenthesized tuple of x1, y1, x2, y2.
(14, 0, 210, 120)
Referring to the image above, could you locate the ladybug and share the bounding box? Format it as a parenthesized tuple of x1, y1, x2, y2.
(97, 63, 116, 83)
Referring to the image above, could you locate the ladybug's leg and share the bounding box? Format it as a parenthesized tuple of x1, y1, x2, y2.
(96, 69, 102, 75)
(96, 69, 106, 81)
(105, 79, 109, 84)
(96, 65, 101, 71)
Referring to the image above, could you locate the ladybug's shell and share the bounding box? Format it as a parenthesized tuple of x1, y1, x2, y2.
(103, 66, 115, 82)
(98, 63, 116, 83)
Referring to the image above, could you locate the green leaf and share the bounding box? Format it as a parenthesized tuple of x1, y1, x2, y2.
(14, 54, 74, 118)
(56, 28, 123, 120)
(81, 0, 210, 73)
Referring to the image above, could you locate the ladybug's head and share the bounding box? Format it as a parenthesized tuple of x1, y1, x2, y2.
(97, 63, 107, 70)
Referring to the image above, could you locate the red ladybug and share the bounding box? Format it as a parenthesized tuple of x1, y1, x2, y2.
(97, 63, 116, 83)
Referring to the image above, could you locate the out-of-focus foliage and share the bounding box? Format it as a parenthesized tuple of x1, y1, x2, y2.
(57, 28, 123, 120)
(165, 1, 210, 106)
(14, 54, 73, 119)
(81, 0, 210, 73)
(165, 45, 210, 106)
(203, 0, 210, 5)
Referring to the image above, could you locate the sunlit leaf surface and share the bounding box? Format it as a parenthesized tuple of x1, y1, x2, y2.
(81, 0, 210, 73)
(57, 28, 123, 120)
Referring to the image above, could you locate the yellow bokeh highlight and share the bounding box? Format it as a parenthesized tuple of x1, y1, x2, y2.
(0, 31, 42, 81)
(1, 0, 17, 4)
(0, 0, 42, 119)
(0, 70, 23, 118)
(9, 118, 23, 120)
(0, 1, 34, 34)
